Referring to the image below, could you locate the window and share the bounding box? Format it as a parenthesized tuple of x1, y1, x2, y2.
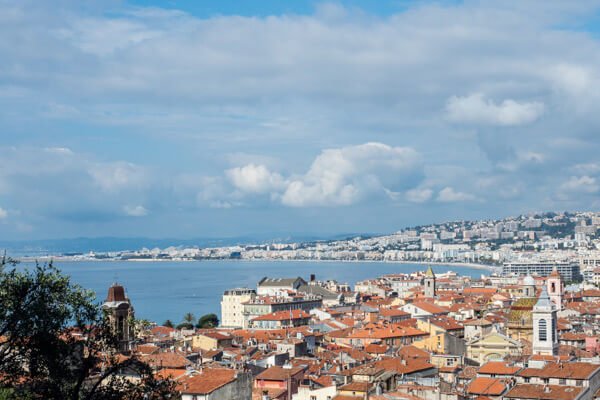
(539, 319, 547, 341)
(577, 381, 583, 387)
(311, 396, 317, 400)
(552, 318, 556, 342)
(559, 379, 566, 385)
(551, 282, 556, 293)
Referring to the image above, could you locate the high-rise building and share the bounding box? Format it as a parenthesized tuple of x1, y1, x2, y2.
(502, 261, 581, 282)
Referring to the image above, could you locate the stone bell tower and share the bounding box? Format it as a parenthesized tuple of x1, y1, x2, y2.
(546, 267, 564, 311)
(424, 265, 436, 298)
(102, 283, 135, 352)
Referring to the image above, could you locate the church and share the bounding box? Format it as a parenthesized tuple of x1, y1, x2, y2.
(102, 282, 135, 353)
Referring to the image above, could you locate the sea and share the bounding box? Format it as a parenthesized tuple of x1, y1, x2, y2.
(17, 260, 487, 325)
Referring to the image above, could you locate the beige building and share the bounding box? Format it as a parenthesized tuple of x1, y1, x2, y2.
(192, 331, 234, 351)
(466, 331, 522, 365)
(220, 288, 255, 328)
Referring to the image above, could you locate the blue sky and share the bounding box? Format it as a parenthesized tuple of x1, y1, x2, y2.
(2, 0, 600, 240)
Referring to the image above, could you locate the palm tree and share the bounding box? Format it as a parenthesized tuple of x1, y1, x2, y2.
(183, 312, 195, 325)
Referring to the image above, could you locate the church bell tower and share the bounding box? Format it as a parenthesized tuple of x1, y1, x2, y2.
(532, 285, 558, 356)
(102, 283, 135, 353)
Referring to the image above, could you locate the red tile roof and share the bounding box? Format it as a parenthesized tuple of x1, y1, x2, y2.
(518, 362, 600, 380)
(252, 309, 311, 322)
(177, 368, 237, 395)
(467, 377, 507, 396)
(477, 361, 521, 376)
(505, 384, 583, 400)
(256, 365, 304, 381)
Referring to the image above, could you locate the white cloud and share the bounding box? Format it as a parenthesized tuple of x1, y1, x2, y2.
(89, 162, 147, 192)
(446, 93, 545, 126)
(225, 164, 285, 194)
(281, 142, 422, 207)
(122, 205, 148, 217)
(437, 187, 476, 203)
(0, 207, 7, 219)
(560, 176, 599, 194)
(405, 188, 433, 203)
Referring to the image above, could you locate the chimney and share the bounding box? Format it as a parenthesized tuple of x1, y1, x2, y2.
(262, 390, 271, 400)
(310, 274, 316, 282)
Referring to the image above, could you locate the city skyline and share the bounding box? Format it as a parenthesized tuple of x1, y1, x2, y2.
(3, 0, 600, 240)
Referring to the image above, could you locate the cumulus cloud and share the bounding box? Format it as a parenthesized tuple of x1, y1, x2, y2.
(437, 187, 476, 203)
(3, 1, 600, 237)
(89, 162, 148, 192)
(280, 143, 423, 207)
(446, 93, 545, 126)
(122, 205, 148, 217)
(0, 146, 154, 225)
(225, 164, 285, 194)
(560, 176, 599, 194)
(405, 188, 434, 203)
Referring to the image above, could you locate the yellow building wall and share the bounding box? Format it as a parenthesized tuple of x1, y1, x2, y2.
(192, 335, 218, 351)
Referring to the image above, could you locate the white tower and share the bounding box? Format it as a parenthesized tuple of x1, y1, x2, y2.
(424, 266, 436, 298)
(532, 285, 558, 356)
(546, 268, 564, 311)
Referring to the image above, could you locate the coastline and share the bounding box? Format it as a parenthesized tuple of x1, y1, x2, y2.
(17, 256, 495, 271)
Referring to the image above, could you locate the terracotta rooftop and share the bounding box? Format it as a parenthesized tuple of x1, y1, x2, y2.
(177, 368, 237, 395)
(467, 377, 507, 396)
(141, 352, 192, 369)
(477, 361, 521, 376)
(252, 309, 311, 322)
(256, 365, 304, 381)
(505, 384, 583, 400)
(518, 362, 600, 380)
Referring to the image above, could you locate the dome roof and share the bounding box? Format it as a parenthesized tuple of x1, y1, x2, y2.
(523, 275, 535, 286)
(105, 283, 127, 302)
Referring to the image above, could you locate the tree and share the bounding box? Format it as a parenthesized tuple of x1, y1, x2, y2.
(183, 313, 195, 325)
(196, 313, 219, 329)
(175, 322, 193, 330)
(162, 320, 174, 328)
(0, 256, 176, 399)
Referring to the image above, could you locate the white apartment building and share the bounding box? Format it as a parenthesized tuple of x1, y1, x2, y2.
(220, 288, 256, 328)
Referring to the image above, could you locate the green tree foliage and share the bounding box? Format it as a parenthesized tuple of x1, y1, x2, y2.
(196, 313, 219, 329)
(0, 256, 176, 399)
(162, 320, 174, 328)
(175, 322, 193, 330)
(183, 313, 195, 325)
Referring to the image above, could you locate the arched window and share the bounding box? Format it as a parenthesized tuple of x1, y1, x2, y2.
(539, 319, 547, 341)
(551, 282, 556, 293)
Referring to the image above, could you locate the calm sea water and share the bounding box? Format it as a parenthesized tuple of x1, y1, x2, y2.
(22, 260, 485, 325)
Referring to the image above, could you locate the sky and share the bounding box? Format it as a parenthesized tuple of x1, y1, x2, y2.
(2, 0, 600, 240)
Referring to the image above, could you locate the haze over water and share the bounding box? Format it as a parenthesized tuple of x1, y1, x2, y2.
(39, 260, 485, 324)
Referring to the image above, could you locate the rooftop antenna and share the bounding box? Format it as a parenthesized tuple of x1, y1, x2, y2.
(113, 272, 119, 286)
